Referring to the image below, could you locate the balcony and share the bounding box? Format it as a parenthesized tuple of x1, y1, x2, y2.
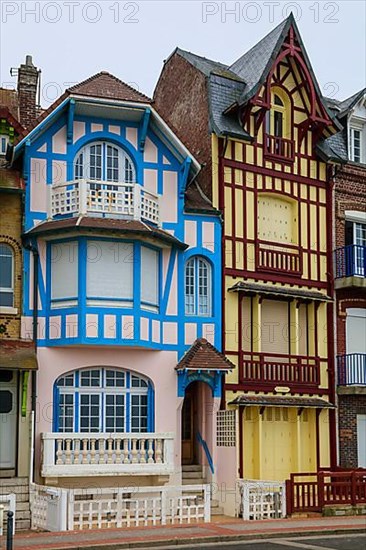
(264, 134, 295, 162)
(338, 354, 366, 386)
(241, 352, 320, 390)
(41, 432, 174, 478)
(50, 179, 160, 225)
(256, 240, 302, 276)
(334, 245, 366, 289)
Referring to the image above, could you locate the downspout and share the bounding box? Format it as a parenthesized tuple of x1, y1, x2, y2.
(25, 242, 39, 483)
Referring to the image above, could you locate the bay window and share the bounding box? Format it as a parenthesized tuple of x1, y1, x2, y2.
(74, 141, 136, 183)
(141, 246, 159, 309)
(50, 242, 78, 308)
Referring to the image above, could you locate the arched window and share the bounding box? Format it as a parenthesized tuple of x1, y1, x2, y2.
(55, 368, 152, 433)
(0, 244, 14, 307)
(74, 142, 136, 183)
(267, 88, 291, 139)
(185, 256, 212, 316)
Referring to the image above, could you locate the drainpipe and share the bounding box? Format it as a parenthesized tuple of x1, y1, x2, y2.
(25, 243, 39, 482)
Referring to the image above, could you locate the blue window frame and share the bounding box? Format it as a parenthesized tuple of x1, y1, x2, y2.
(54, 368, 153, 433)
(184, 256, 212, 316)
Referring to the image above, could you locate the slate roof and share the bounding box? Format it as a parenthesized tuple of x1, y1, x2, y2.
(176, 338, 235, 371)
(229, 395, 335, 408)
(0, 340, 38, 370)
(176, 14, 338, 144)
(229, 281, 332, 302)
(25, 217, 188, 249)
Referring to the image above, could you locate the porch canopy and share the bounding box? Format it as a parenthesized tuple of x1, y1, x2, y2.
(229, 394, 335, 408)
(228, 281, 332, 302)
(0, 340, 38, 370)
(176, 338, 234, 397)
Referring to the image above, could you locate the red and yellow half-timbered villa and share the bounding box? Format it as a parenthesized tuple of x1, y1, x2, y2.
(155, 14, 344, 487)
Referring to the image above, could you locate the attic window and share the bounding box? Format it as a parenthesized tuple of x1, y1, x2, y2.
(0, 136, 9, 157)
(274, 94, 284, 107)
(350, 127, 362, 163)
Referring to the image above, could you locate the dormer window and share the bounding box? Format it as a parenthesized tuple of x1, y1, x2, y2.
(264, 88, 294, 161)
(74, 142, 136, 183)
(0, 136, 9, 157)
(350, 127, 362, 163)
(273, 94, 284, 137)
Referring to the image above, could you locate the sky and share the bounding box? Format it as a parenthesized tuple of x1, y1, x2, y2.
(0, 0, 365, 110)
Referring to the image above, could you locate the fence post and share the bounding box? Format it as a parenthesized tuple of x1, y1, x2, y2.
(351, 471, 357, 507)
(285, 479, 292, 516)
(6, 511, 14, 550)
(318, 472, 324, 510)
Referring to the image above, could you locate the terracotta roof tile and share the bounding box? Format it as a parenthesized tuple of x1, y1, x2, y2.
(67, 71, 151, 103)
(0, 88, 19, 119)
(176, 338, 235, 371)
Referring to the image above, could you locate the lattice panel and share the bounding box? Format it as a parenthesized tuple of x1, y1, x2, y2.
(239, 480, 286, 520)
(216, 409, 236, 447)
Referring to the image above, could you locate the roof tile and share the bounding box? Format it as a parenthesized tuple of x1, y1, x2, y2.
(176, 338, 235, 371)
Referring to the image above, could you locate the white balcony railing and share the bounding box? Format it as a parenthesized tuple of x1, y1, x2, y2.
(50, 179, 160, 225)
(41, 432, 174, 477)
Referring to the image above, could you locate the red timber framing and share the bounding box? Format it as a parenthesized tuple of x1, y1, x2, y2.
(220, 21, 338, 468)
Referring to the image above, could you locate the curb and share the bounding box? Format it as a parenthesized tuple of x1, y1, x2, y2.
(14, 525, 366, 550)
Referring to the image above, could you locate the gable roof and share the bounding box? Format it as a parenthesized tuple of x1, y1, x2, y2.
(67, 71, 151, 103)
(176, 338, 235, 371)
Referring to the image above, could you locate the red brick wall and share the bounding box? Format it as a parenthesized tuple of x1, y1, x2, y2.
(338, 394, 366, 468)
(335, 163, 366, 248)
(153, 53, 213, 200)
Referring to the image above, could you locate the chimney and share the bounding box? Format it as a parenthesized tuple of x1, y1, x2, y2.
(17, 55, 39, 129)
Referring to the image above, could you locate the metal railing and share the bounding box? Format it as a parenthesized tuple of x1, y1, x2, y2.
(335, 244, 366, 278)
(337, 353, 366, 386)
(50, 179, 160, 225)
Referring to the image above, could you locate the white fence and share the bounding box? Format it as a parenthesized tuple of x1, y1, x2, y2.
(50, 179, 160, 225)
(238, 479, 286, 520)
(31, 483, 211, 531)
(41, 432, 174, 477)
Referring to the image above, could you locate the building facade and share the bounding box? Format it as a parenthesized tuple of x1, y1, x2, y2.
(329, 89, 366, 468)
(154, 15, 346, 510)
(12, 70, 230, 499)
(0, 63, 39, 530)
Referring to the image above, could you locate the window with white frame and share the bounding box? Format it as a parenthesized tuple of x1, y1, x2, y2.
(350, 127, 362, 163)
(50, 242, 78, 308)
(74, 142, 136, 182)
(184, 256, 212, 316)
(55, 368, 152, 433)
(0, 244, 14, 308)
(86, 241, 133, 306)
(0, 136, 9, 157)
(141, 246, 159, 310)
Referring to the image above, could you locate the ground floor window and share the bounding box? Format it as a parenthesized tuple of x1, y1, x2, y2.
(54, 367, 153, 433)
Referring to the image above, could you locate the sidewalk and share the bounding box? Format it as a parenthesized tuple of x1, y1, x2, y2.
(3, 515, 366, 550)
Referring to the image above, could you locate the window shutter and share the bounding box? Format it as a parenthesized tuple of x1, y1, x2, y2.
(346, 308, 366, 354)
(51, 242, 78, 299)
(261, 299, 289, 355)
(141, 247, 158, 305)
(87, 241, 133, 300)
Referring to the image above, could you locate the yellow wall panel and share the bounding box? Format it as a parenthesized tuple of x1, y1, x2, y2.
(224, 166, 232, 183)
(235, 142, 243, 162)
(236, 241, 244, 270)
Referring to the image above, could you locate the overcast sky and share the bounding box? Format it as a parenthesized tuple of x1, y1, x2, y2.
(1, 0, 365, 109)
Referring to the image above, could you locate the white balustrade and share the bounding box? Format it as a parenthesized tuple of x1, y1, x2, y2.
(50, 179, 160, 225)
(41, 432, 174, 477)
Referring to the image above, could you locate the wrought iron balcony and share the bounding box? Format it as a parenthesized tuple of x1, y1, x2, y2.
(264, 134, 295, 161)
(256, 240, 302, 276)
(49, 179, 160, 225)
(241, 352, 320, 389)
(335, 245, 366, 281)
(41, 432, 174, 477)
(338, 354, 366, 386)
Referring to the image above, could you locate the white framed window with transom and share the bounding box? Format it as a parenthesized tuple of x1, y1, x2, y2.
(54, 368, 153, 433)
(74, 141, 136, 182)
(0, 243, 16, 313)
(184, 256, 212, 316)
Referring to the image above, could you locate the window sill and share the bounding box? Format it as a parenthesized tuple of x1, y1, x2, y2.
(0, 306, 18, 315)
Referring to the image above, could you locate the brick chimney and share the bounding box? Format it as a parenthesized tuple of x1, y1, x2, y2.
(17, 55, 39, 129)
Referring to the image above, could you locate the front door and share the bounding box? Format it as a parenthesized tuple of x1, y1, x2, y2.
(181, 384, 198, 464)
(0, 370, 18, 472)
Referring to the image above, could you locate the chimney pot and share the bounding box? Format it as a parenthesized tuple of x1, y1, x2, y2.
(25, 55, 34, 66)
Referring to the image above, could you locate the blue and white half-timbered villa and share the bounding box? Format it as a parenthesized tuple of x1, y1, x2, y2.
(12, 72, 232, 500)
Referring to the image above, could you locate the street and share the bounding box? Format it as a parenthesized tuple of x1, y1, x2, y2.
(141, 533, 366, 550)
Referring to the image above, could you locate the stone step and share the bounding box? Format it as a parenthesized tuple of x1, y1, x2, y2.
(182, 477, 205, 485)
(15, 501, 30, 512)
(211, 505, 224, 515)
(182, 465, 202, 472)
(0, 477, 28, 486)
(182, 470, 205, 479)
(0, 484, 30, 496)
